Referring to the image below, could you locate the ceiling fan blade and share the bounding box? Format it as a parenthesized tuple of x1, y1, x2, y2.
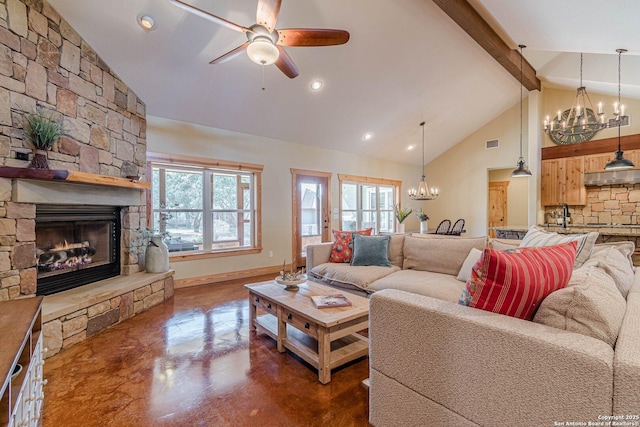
(256, 0, 282, 33)
(167, 0, 251, 33)
(277, 29, 350, 46)
(275, 46, 299, 79)
(209, 42, 250, 65)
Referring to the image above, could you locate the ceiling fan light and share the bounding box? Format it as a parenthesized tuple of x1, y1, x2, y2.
(247, 38, 279, 65)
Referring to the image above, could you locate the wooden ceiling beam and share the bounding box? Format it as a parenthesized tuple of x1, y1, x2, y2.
(432, 0, 541, 91)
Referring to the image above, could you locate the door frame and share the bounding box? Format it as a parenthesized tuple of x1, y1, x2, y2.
(291, 169, 332, 269)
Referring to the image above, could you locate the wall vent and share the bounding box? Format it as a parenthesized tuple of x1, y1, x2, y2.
(485, 139, 499, 149)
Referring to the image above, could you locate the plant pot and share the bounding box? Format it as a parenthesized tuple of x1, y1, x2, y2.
(397, 223, 405, 234)
(420, 220, 428, 234)
(29, 149, 49, 169)
(145, 236, 169, 273)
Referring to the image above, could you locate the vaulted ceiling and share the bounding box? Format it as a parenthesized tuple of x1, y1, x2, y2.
(47, 0, 640, 165)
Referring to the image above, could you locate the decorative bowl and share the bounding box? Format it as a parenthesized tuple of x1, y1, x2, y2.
(275, 275, 307, 290)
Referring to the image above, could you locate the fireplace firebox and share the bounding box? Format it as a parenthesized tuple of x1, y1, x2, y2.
(36, 205, 121, 296)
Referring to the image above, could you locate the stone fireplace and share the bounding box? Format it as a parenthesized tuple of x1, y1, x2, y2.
(0, 0, 175, 357)
(36, 204, 121, 295)
(0, 173, 175, 357)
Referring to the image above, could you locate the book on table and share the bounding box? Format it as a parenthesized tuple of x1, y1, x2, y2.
(311, 294, 352, 308)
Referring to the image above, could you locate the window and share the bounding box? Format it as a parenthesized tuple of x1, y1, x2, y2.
(148, 153, 263, 260)
(338, 174, 401, 234)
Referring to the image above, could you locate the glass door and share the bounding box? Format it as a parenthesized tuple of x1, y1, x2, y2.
(291, 169, 331, 269)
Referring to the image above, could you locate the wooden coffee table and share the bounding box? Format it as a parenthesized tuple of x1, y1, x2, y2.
(245, 280, 369, 384)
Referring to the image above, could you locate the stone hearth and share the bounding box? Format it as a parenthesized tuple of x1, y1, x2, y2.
(43, 269, 174, 357)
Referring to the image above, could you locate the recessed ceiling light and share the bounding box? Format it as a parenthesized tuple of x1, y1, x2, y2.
(362, 132, 374, 141)
(310, 80, 323, 91)
(407, 145, 415, 150)
(137, 14, 156, 31)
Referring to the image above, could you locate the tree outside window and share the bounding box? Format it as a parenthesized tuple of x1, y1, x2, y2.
(338, 174, 400, 234)
(148, 154, 262, 258)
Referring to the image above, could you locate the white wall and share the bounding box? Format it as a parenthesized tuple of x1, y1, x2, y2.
(147, 116, 421, 281)
(422, 101, 525, 237)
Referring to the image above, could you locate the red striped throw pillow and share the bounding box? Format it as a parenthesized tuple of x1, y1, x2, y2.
(458, 241, 577, 320)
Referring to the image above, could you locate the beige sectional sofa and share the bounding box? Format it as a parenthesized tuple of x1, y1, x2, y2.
(306, 234, 487, 301)
(306, 233, 640, 426)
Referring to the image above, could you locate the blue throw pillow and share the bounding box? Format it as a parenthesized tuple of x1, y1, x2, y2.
(350, 234, 392, 267)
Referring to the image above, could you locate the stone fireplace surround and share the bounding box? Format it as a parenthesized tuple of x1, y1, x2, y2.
(0, 172, 174, 358)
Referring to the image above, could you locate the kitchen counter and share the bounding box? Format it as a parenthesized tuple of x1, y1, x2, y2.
(490, 226, 529, 239)
(492, 224, 640, 265)
(541, 224, 640, 236)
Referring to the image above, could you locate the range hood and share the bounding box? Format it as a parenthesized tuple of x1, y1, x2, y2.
(584, 169, 640, 186)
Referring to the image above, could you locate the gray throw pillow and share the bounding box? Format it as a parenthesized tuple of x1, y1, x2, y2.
(351, 234, 392, 267)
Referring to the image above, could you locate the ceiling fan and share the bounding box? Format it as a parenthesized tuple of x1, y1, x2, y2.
(167, 0, 350, 78)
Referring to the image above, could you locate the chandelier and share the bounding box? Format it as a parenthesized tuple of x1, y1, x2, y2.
(543, 53, 629, 145)
(408, 122, 439, 200)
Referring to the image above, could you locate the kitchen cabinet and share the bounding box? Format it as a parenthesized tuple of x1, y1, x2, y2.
(541, 157, 586, 206)
(584, 153, 614, 173)
(584, 149, 640, 172)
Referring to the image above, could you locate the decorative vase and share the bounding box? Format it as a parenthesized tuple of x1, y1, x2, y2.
(145, 236, 169, 273)
(29, 149, 49, 169)
(420, 220, 428, 234)
(397, 223, 405, 234)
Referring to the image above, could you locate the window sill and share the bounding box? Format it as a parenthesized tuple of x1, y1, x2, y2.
(169, 247, 262, 262)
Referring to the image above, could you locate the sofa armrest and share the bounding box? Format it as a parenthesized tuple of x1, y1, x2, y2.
(306, 242, 333, 271)
(369, 289, 615, 427)
(614, 287, 640, 414)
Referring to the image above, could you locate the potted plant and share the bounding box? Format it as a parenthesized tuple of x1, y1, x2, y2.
(394, 204, 412, 234)
(21, 107, 63, 169)
(415, 208, 430, 234)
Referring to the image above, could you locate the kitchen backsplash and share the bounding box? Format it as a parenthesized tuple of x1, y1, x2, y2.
(545, 184, 640, 225)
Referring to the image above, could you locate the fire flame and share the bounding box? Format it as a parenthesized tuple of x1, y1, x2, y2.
(52, 241, 88, 250)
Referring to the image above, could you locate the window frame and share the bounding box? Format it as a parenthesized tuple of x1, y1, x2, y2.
(147, 152, 263, 262)
(337, 174, 402, 234)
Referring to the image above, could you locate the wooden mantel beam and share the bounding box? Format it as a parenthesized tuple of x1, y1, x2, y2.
(0, 166, 150, 190)
(432, 0, 541, 92)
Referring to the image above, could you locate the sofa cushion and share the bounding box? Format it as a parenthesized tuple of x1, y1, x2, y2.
(329, 229, 372, 263)
(368, 269, 465, 303)
(520, 226, 598, 268)
(458, 242, 577, 320)
(351, 234, 392, 267)
(456, 248, 483, 282)
(533, 265, 626, 347)
(592, 241, 635, 268)
(583, 246, 635, 298)
(490, 238, 521, 251)
(309, 262, 400, 292)
(388, 234, 405, 268)
(402, 235, 487, 276)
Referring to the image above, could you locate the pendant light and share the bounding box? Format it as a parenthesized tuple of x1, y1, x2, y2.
(512, 44, 532, 178)
(604, 49, 634, 171)
(408, 122, 438, 200)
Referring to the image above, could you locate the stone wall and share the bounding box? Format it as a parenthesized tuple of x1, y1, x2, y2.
(0, 0, 148, 301)
(545, 184, 640, 225)
(43, 273, 174, 358)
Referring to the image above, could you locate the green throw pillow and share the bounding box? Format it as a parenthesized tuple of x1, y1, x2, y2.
(350, 234, 392, 267)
